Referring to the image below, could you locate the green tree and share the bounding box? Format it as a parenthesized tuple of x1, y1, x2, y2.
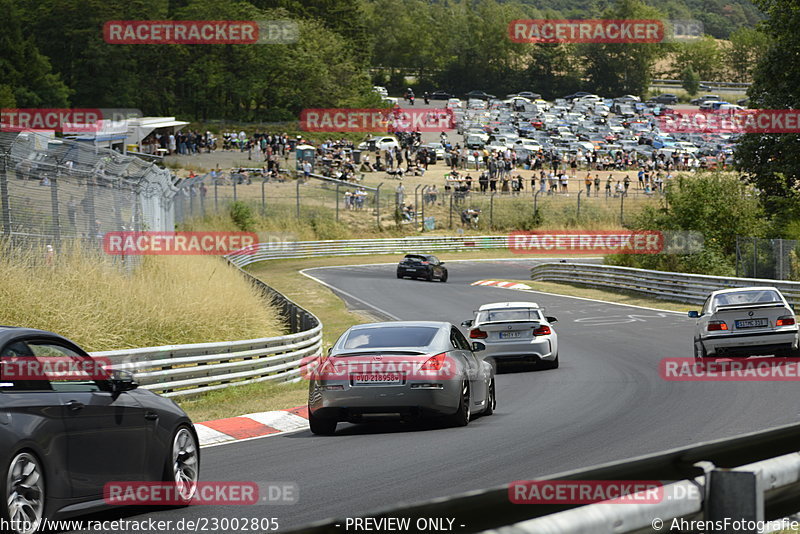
(581, 0, 668, 96)
(726, 26, 771, 83)
(681, 64, 700, 95)
(671, 36, 722, 81)
(608, 173, 767, 275)
(0, 0, 69, 107)
(735, 0, 800, 225)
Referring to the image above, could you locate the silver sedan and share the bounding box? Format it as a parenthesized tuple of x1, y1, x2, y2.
(307, 321, 496, 435)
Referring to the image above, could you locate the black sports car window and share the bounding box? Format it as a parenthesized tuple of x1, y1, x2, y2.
(0, 341, 53, 391)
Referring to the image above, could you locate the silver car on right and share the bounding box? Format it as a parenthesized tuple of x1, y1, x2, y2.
(689, 286, 799, 360)
(462, 301, 559, 370)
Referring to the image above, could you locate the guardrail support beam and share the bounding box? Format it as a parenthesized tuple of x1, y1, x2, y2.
(706, 469, 764, 529)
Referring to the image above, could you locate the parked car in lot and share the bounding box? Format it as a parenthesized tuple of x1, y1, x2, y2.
(691, 94, 721, 106)
(465, 90, 496, 101)
(650, 93, 678, 105)
(0, 327, 199, 532)
(307, 321, 496, 434)
(689, 287, 799, 360)
(357, 136, 400, 152)
(461, 302, 559, 370)
(397, 254, 448, 282)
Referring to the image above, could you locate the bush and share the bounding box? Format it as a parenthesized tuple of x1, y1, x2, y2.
(605, 172, 768, 275)
(0, 242, 283, 351)
(228, 201, 256, 232)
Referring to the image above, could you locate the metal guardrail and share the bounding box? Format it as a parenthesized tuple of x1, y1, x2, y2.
(227, 235, 511, 265)
(652, 79, 752, 88)
(530, 263, 800, 308)
(289, 419, 800, 534)
(91, 261, 322, 398)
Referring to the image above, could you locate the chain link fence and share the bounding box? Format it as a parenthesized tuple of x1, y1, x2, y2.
(735, 237, 800, 280)
(0, 131, 177, 251)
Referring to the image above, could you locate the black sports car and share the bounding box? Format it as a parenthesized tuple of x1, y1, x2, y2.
(0, 327, 199, 533)
(397, 254, 448, 282)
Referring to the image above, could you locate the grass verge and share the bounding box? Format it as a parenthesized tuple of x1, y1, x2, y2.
(179, 380, 309, 423)
(0, 243, 282, 351)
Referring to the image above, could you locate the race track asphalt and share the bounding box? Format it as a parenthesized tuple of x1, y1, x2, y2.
(75, 259, 800, 533)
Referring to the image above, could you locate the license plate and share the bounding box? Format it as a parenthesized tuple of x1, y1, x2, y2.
(499, 331, 522, 339)
(352, 373, 402, 385)
(735, 318, 769, 329)
(405, 268, 415, 271)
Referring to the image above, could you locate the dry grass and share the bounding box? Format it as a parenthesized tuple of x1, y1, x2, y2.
(179, 380, 309, 423)
(0, 242, 283, 351)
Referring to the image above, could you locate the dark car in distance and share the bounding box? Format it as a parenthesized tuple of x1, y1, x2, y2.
(651, 93, 679, 105)
(428, 90, 454, 100)
(465, 90, 496, 101)
(0, 327, 199, 533)
(397, 254, 448, 282)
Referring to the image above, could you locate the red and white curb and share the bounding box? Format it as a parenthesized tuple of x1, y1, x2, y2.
(472, 280, 531, 290)
(194, 406, 309, 447)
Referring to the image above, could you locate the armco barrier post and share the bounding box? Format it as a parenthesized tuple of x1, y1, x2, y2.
(233, 175, 237, 202)
(577, 189, 583, 218)
(620, 192, 625, 225)
(335, 183, 340, 222)
(534, 190, 541, 217)
(707, 469, 763, 528)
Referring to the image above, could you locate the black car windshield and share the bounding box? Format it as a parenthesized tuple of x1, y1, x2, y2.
(342, 326, 439, 349)
(713, 290, 783, 307)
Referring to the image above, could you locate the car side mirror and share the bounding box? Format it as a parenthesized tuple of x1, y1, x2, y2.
(688, 311, 700, 318)
(461, 320, 473, 328)
(546, 316, 558, 323)
(439, 261, 445, 265)
(110, 369, 138, 393)
(472, 341, 486, 352)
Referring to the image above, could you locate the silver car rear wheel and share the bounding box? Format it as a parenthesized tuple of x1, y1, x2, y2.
(6, 452, 44, 534)
(448, 381, 470, 427)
